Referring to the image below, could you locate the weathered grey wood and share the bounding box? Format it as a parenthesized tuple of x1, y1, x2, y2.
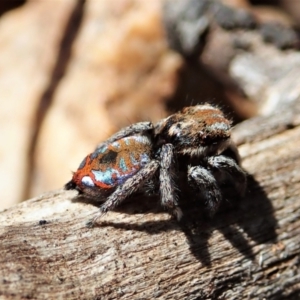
(1, 103, 300, 299)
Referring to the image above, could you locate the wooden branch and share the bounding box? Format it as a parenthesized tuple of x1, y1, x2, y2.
(163, 0, 300, 118)
(1, 102, 300, 299)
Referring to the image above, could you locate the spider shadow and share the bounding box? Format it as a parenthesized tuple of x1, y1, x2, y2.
(72, 173, 278, 266)
(177, 173, 278, 265)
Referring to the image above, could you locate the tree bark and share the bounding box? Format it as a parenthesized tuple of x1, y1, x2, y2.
(1, 102, 300, 300)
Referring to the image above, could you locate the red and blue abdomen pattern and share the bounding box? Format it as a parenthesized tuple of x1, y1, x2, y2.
(71, 136, 152, 193)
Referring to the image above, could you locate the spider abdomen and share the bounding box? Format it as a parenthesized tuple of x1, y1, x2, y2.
(65, 135, 153, 198)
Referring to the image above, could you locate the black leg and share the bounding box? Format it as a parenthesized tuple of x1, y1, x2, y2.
(87, 160, 159, 227)
(188, 165, 223, 216)
(208, 155, 247, 197)
(159, 144, 182, 220)
(95, 122, 154, 150)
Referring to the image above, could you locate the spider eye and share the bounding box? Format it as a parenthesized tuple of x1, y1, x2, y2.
(81, 176, 95, 187)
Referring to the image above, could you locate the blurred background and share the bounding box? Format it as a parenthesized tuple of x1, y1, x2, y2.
(0, 0, 300, 210)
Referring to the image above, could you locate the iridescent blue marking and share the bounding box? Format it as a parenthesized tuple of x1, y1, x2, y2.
(92, 145, 108, 159)
(130, 154, 138, 165)
(92, 167, 138, 186)
(111, 141, 121, 150)
(78, 157, 87, 170)
(140, 153, 150, 166)
(92, 168, 119, 186)
(119, 157, 127, 172)
(90, 152, 98, 160)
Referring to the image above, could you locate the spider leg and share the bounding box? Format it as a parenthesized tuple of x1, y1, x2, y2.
(159, 144, 182, 220)
(207, 155, 247, 197)
(187, 165, 222, 216)
(225, 141, 242, 164)
(87, 160, 159, 227)
(96, 122, 154, 150)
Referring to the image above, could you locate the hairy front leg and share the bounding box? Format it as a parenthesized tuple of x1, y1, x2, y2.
(208, 155, 247, 197)
(188, 165, 222, 216)
(159, 144, 182, 220)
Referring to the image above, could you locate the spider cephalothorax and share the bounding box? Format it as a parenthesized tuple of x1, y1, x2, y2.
(65, 104, 247, 226)
(154, 105, 232, 156)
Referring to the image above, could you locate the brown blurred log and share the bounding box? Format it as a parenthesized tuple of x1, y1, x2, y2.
(163, 0, 300, 119)
(1, 101, 300, 299)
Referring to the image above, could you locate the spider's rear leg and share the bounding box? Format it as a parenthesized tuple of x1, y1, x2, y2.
(207, 155, 247, 197)
(187, 166, 223, 216)
(87, 160, 159, 227)
(96, 122, 154, 151)
(159, 144, 182, 220)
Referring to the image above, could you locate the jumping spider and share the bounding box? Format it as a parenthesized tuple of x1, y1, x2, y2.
(65, 104, 247, 226)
